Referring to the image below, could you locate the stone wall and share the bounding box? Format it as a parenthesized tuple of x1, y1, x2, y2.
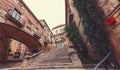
(0, 0, 44, 61)
(66, 0, 120, 63)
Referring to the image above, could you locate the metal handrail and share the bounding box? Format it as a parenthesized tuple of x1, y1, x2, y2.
(93, 52, 111, 70)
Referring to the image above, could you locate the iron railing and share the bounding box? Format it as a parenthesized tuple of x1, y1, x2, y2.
(6, 9, 26, 27)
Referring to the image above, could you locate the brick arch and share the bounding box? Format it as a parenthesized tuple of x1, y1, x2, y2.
(0, 22, 42, 51)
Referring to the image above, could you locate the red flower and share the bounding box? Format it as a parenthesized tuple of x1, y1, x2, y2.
(107, 17, 116, 25)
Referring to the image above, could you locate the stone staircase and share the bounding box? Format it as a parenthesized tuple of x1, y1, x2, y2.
(0, 47, 118, 70)
(27, 47, 74, 68)
(24, 47, 118, 70)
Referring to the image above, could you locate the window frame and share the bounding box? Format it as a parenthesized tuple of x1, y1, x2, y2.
(10, 8, 21, 21)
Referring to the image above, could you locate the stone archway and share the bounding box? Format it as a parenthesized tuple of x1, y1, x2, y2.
(0, 22, 42, 61)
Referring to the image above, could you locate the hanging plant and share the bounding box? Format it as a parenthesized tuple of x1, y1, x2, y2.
(73, 0, 111, 61)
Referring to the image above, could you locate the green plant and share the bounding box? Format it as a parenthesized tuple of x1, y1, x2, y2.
(65, 22, 90, 63)
(73, 0, 111, 61)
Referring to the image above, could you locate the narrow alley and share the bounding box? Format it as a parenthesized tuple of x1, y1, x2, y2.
(0, 0, 120, 70)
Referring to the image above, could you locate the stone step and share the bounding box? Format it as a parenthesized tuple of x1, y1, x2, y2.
(1, 67, 117, 70)
(28, 62, 73, 67)
(28, 57, 72, 65)
(40, 59, 72, 63)
(27, 63, 118, 70)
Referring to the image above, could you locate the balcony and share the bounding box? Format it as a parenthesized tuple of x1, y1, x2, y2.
(6, 9, 25, 27)
(33, 31, 41, 39)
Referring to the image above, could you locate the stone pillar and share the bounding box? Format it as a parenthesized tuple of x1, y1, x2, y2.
(0, 42, 7, 62)
(0, 38, 10, 62)
(68, 45, 83, 67)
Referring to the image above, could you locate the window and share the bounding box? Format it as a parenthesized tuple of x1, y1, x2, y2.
(18, 42, 21, 45)
(12, 11, 16, 18)
(34, 27, 38, 33)
(56, 30, 58, 33)
(60, 28, 63, 32)
(9, 9, 21, 21)
(16, 42, 21, 50)
(16, 45, 21, 50)
(7, 9, 26, 27)
(26, 22, 32, 31)
(57, 42, 63, 47)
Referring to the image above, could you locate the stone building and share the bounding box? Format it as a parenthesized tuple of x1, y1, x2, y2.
(40, 19, 56, 52)
(52, 24, 67, 48)
(65, 0, 120, 63)
(0, 0, 46, 62)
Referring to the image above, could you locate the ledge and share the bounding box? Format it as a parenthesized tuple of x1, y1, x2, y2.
(24, 50, 43, 59)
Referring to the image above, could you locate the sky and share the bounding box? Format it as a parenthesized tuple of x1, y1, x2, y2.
(23, 0, 65, 29)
